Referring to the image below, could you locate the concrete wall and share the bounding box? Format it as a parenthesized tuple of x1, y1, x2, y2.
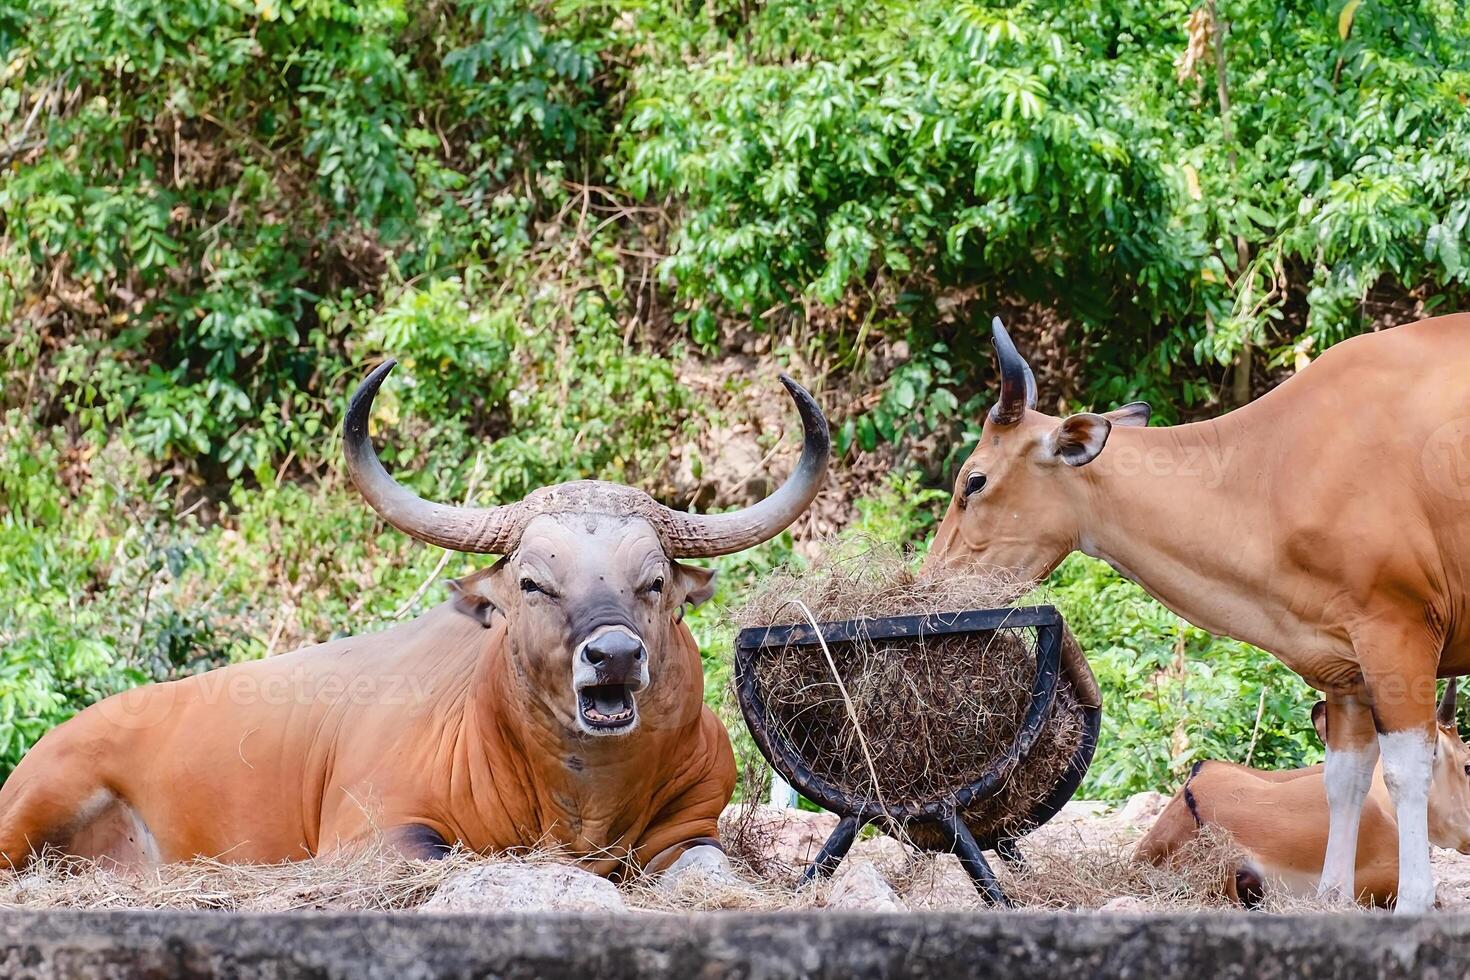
(1, 910, 1468, 979)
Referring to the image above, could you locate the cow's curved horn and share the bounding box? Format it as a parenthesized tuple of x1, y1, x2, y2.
(344, 360, 517, 554)
(1439, 678, 1459, 727)
(653, 375, 829, 558)
(989, 317, 1035, 424)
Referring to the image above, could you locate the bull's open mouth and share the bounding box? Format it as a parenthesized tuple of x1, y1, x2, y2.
(578, 683, 638, 731)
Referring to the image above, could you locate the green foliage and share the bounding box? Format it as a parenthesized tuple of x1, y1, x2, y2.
(344, 271, 693, 503)
(618, 0, 1470, 417)
(623, 1, 1190, 329)
(1, 0, 622, 481)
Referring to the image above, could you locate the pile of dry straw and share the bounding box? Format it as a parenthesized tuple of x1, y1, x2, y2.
(0, 817, 1250, 914)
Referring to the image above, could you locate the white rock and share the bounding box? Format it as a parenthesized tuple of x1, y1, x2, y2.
(848, 832, 909, 870)
(420, 862, 627, 914)
(1099, 896, 1152, 913)
(826, 859, 906, 912)
(1056, 800, 1110, 822)
(1116, 792, 1170, 827)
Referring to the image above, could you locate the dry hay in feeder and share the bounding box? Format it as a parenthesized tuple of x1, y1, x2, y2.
(736, 544, 1095, 850)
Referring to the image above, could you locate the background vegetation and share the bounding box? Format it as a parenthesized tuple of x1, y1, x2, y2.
(3, 0, 1466, 797)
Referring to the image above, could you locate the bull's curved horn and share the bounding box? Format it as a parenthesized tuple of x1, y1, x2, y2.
(654, 375, 830, 558)
(344, 360, 517, 554)
(1439, 678, 1459, 727)
(989, 317, 1036, 424)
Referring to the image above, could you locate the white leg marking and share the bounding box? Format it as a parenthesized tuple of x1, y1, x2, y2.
(1379, 730, 1435, 914)
(125, 803, 163, 864)
(76, 789, 115, 826)
(1318, 742, 1377, 902)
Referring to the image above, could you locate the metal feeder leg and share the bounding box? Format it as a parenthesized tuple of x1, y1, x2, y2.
(802, 814, 863, 883)
(942, 810, 1012, 908)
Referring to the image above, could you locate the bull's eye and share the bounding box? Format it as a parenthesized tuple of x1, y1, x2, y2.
(1463, 762, 1469, 777)
(520, 577, 544, 595)
(641, 576, 665, 596)
(965, 472, 987, 496)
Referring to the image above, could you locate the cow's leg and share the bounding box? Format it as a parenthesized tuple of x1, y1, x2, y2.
(1317, 691, 1378, 904)
(316, 803, 455, 862)
(387, 824, 454, 861)
(1136, 765, 1254, 905)
(1376, 732, 1435, 913)
(643, 837, 732, 879)
(0, 755, 119, 872)
(1363, 650, 1439, 914)
(0, 787, 135, 871)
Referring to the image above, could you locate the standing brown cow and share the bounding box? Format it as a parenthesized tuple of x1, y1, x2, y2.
(0, 364, 830, 879)
(924, 315, 1470, 912)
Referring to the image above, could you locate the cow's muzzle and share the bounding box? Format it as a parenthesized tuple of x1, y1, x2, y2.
(573, 628, 649, 735)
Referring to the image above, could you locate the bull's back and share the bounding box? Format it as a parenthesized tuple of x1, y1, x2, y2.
(1293, 313, 1470, 411)
(1253, 314, 1470, 464)
(88, 673, 325, 861)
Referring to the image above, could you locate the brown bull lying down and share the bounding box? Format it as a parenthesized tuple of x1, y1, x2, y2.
(0, 364, 830, 877)
(1138, 682, 1470, 907)
(924, 313, 1470, 913)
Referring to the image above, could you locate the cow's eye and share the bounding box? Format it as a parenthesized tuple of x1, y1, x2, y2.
(1463, 762, 1469, 777)
(965, 472, 987, 496)
(520, 577, 545, 595)
(641, 576, 665, 595)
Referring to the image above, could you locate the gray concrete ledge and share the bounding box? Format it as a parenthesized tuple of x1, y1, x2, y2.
(1, 910, 1468, 979)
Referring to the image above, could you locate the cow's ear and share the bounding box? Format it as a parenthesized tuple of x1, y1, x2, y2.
(1046, 412, 1112, 467)
(672, 561, 717, 609)
(1311, 701, 1328, 744)
(1102, 401, 1152, 427)
(448, 566, 502, 628)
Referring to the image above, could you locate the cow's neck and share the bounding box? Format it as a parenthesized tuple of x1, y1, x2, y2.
(1071, 412, 1288, 647)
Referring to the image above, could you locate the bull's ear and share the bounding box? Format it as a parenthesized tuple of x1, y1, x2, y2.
(1046, 413, 1112, 467)
(448, 566, 502, 628)
(1311, 701, 1328, 745)
(672, 561, 717, 609)
(1102, 401, 1152, 427)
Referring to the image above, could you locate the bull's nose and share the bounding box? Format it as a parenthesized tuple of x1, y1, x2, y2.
(582, 631, 645, 678)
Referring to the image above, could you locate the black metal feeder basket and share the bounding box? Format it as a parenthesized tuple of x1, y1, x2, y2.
(734, 605, 1101, 907)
